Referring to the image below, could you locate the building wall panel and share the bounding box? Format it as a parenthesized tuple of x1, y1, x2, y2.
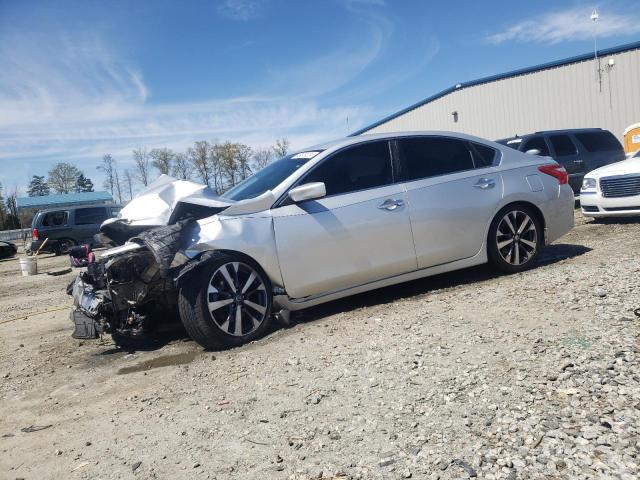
(364, 49, 640, 143)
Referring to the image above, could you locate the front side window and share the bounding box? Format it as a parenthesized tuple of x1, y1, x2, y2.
(549, 135, 577, 156)
(574, 131, 623, 152)
(75, 207, 108, 225)
(521, 136, 550, 156)
(301, 141, 393, 196)
(398, 137, 474, 181)
(42, 211, 68, 227)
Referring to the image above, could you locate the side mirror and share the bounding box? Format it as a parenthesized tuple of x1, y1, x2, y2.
(525, 149, 541, 155)
(288, 182, 326, 202)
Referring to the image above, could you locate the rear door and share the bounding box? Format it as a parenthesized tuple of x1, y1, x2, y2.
(39, 210, 71, 242)
(397, 136, 503, 269)
(573, 130, 626, 172)
(73, 207, 110, 244)
(546, 134, 583, 192)
(272, 140, 417, 299)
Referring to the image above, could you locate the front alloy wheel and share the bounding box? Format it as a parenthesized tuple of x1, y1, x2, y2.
(207, 262, 269, 337)
(488, 205, 541, 273)
(178, 253, 273, 349)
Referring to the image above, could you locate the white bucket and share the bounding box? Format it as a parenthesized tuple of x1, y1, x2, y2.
(19, 257, 37, 276)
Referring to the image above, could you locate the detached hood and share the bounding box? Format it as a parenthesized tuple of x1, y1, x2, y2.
(116, 175, 233, 226)
(586, 158, 640, 178)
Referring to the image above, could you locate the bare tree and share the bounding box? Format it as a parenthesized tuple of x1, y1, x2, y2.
(188, 141, 212, 187)
(124, 169, 134, 201)
(214, 142, 239, 189)
(98, 154, 116, 194)
(272, 138, 290, 158)
(114, 169, 123, 204)
(150, 148, 175, 175)
(172, 152, 193, 180)
(132, 147, 151, 186)
(48, 162, 82, 194)
(252, 147, 273, 171)
(236, 143, 253, 181)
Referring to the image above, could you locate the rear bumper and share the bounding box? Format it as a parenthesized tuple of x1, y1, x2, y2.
(580, 191, 640, 217)
(544, 184, 575, 244)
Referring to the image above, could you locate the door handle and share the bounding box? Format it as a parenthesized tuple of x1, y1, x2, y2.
(473, 178, 495, 190)
(573, 159, 583, 163)
(378, 199, 404, 210)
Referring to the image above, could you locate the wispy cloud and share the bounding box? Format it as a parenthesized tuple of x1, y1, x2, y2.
(0, 0, 435, 193)
(486, 5, 640, 45)
(216, 0, 264, 21)
(0, 26, 369, 190)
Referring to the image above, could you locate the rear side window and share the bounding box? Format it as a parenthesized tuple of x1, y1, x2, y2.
(521, 136, 550, 157)
(549, 135, 577, 156)
(41, 211, 68, 227)
(302, 141, 392, 196)
(470, 142, 497, 168)
(398, 137, 474, 181)
(574, 131, 623, 152)
(75, 207, 108, 225)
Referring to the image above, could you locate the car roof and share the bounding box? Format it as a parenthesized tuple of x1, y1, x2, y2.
(300, 130, 501, 154)
(35, 203, 120, 214)
(497, 128, 607, 143)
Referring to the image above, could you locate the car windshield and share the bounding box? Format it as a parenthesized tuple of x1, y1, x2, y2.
(221, 153, 318, 201)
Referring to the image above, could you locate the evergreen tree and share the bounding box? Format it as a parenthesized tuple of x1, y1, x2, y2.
(75, 173, 95, 192)
(27, 175, 51, 196)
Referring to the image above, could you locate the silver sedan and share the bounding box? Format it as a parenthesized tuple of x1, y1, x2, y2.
(71, 131, 575, 349)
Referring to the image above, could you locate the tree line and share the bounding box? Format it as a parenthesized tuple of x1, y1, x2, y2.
(26, 163, 95, 197)
(0, 138, 290, 230)
(100, 138, 289, 204)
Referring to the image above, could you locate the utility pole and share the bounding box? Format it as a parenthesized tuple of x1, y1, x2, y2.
(591, 8, 602, 92)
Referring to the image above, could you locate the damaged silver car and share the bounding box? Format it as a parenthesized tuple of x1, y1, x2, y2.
(69, 132, 574, 349)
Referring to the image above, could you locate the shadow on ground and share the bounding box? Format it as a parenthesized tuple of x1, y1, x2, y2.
(296, 242, 591, 324)
(100, 242, 591, 354)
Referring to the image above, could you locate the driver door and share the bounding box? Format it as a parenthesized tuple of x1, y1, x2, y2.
(271, 140, 417, 299)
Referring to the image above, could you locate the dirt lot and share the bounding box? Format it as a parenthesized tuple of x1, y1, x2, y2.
(1, 211, 638, 480)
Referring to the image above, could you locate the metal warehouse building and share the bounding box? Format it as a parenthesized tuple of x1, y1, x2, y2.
(354, 41, 640, 146)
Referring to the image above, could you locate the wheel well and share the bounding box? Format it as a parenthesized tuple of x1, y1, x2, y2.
(491, 201, 546, 241)
(175, 249, 271, 288)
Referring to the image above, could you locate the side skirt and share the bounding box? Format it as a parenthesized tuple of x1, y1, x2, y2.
(274, 245, 488, 312)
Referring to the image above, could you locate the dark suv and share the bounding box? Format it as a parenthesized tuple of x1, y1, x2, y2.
(496, 128, 625, 193)
(30, 204, 121, 255)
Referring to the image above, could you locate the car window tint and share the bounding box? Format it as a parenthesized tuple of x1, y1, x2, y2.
(521, 136, 550, 156)
(398, 137, 474, 181)
(549, 135, 577, 156)
(574, 131, 623, 152)
(75, 207, 108, 225)
(302, 141, 392, 196)
(470, 142, 497, 168)
(42, 211, 68, 227)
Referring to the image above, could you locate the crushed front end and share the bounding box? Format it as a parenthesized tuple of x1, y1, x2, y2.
(69, 243, 179, 341)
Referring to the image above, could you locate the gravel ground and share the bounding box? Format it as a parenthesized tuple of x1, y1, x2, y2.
(0, 211, 638, 480)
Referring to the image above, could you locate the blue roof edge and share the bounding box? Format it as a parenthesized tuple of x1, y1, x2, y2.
(350, 40, 640, 136)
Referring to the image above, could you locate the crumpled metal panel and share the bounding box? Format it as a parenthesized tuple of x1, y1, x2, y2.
(114, 175, 232, 226)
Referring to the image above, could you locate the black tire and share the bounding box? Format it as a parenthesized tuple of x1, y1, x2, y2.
(178, 253, 273, 349)
(487, 204, 542, 274)
(56, 238, 76, 255)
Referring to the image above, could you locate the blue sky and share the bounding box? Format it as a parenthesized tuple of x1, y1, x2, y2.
(1, 0, 639, 194)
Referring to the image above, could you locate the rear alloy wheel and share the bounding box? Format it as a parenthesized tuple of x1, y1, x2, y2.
(488, 206, 541, 273)
(178, 254, 273, 349)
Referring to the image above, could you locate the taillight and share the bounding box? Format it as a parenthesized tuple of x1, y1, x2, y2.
(32, 228, 39, 241)
(538, 164, 568, 185)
